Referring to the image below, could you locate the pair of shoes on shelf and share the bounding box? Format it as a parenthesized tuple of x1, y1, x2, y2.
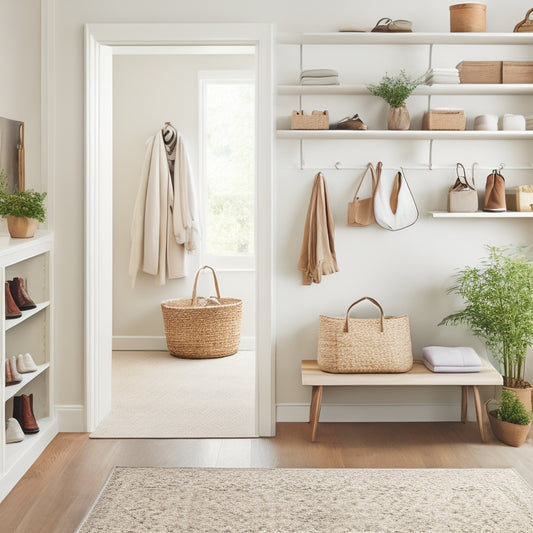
(5, 277, 36, 319)
(6, 417, 24, 443)
(371, 18, 413, 32)
(5, 356, 24, 385)
(16, 353, 38, 373)
(336, 114, 368, 130)
(13, 393, 39, 434)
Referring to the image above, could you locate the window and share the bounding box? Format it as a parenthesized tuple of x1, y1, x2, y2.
(199, 71, 255, 270)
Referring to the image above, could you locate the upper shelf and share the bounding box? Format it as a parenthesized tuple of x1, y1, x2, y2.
(280, 32, 533, 45)
(277, 130, 533, 140)
(0, 231, 53, 267)
(278, 84, 533, 96)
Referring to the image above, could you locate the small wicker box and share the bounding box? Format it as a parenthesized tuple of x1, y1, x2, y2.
(502, 61, 533, 84)
(423, 109, 466, 130)
(456, 61, 502, 84)
(516, 185, 533, 212)
(291, 110, 329, 130)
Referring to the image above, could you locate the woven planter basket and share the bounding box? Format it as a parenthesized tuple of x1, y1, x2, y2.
(161, 265, 242, 359)
(486, 401, 531, 447)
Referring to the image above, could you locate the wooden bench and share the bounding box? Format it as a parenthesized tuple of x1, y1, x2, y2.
(301, 359, 503, 442)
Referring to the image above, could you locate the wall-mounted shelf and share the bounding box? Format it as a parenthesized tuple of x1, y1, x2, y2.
(430, 211, 533, 218)
(5, 363, 50, 401)
(5, 301, 50, 332)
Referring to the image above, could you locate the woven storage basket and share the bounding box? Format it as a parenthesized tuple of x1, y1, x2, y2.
(318, 297, 413, 373)
(450, 3, 486, 32)
(486, 401, 531, 447)
(161, 265, 242, 359)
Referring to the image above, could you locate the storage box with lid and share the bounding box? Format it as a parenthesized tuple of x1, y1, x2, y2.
(456, 61, 502, 84)
(450, 3, 487, 32)
(423, 109, 466, 131)
(502, 61, 533, 84)
(291, 110, 329, 130)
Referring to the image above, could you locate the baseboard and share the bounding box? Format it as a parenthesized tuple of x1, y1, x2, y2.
(112, 335, 256, 351)
(276, 402, 466, 423)
(56, 404, 85, 432)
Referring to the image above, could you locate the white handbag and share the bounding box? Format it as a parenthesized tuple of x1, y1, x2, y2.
(373, 162, 419, 231)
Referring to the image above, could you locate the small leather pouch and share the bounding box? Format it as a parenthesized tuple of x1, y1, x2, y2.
(347, 163, 376, 227)
(448, 163, 478, 213)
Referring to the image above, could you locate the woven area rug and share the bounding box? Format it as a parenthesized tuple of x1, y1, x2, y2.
(90, 350, 255, 438)
(78, 467, 533, 532)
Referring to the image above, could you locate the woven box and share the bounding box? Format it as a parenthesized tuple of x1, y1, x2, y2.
(516, 185, 533, 212)
(450, 3, 487, 32)
(456, 61, 502, 83)
(291, 110, 329, 130)
(423, 109, 466, 130)
(502, 61, 533, 84)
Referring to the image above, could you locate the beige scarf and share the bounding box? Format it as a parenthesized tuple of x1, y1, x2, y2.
(297, 172, 339, 285)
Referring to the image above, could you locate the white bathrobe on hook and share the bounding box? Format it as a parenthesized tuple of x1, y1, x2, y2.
(129, 131, 199, 286)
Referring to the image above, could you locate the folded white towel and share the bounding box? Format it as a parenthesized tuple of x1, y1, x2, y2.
(474, 114, 498, 131)
(422, 346, 482, 368)
(427, 67, 460, 73)
(423, 360, 481, 373)
(500, 114, 526, 131)
(300, 76, 340, 85)
(425, 75, 460, 85)
(300, 69, 338, 78)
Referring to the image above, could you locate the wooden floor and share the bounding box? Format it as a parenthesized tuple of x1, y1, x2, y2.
(2, 422, 533, 533)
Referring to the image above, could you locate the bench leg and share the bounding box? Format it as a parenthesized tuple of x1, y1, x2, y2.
(461, 385, 468, 424)
(309, 385, 323, 442)
(471, 385, 487, 442)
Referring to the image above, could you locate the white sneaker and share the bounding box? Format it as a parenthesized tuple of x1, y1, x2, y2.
(6, 418, 24, 443)
(9, 355, 23, 381)
(16, 353, 38, 373)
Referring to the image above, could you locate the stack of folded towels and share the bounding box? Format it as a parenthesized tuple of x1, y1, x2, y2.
(425, 67, 460, 85)
(300, 69, 340, 85)
(525, 115, 533, 130)
(422, 346, 482, 373)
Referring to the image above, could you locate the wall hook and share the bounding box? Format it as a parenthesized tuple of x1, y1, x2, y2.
(334, 161, 342, 170)
(498, 162, 505, 173)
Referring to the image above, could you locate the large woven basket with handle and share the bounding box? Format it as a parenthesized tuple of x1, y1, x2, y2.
(161, 265, 242, 359)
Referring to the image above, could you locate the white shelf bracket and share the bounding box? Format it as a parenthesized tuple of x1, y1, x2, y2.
(429, 139, 434, 170)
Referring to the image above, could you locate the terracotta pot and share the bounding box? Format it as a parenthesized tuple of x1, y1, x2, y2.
(503, 385, 533, 413)
(486, 406, 531, 447)
(7, 216, 38, 239)
(387, 105, 410, 130)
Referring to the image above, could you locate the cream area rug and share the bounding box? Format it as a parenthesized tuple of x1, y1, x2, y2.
(78, 467, 533, 533)
(90, 350, 255, 438)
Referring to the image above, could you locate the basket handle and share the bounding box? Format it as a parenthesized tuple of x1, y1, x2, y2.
(344, 296, 384, 333)
(191, 265, 222, 305)
(514, 8, 533, 32)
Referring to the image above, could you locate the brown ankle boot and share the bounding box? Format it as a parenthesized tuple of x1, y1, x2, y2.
(8, 277, 36, 310)
(13, 394, 39, 434)
(5, 282, 22, 319)
(483, 170, 506, 212)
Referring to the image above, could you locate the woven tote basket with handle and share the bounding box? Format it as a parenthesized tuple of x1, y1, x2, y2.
(161, 265, 242, 359)
(318, 296, 413, 373)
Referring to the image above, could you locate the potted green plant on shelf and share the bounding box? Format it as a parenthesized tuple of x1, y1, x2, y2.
(485, 389, 531, 447)
(440, 245, 533, 410)
(367, 70, 423, 130)
(0, 170, 46, 238)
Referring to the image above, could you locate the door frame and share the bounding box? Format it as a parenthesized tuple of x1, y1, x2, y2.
(84, 22, 275, 435)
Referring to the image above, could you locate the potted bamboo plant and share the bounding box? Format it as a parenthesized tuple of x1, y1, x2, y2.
(486, 389, 531, 447)
(367, 70, 423, 130)
(440, 245, 533, 410)
(0, 170, 46, 238)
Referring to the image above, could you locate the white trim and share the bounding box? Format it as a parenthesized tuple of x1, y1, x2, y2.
(56, 405, 85, 432)
(112, 45, 255, 56)
(276, 403, 466, 423)
(85, 23, 275, 435)
(112, 335, 256, 352)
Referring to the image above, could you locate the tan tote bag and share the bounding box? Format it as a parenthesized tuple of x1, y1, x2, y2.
(347, 162, 376, 226)
(318, 296, 413, 374)
(448, 162, 478, 212)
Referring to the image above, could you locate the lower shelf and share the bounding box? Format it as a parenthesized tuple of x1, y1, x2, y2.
(5, 363, 50, 401)
(430, 211, 533, 218)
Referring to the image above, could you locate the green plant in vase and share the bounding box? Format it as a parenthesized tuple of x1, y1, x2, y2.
(0, 170, 46, 238)
(367, 70, 423, 130)
(486, 389, 531, 447)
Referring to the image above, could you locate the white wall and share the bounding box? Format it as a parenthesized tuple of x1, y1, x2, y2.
(44, 0, 533, 428)
(112, 53, 255, 344)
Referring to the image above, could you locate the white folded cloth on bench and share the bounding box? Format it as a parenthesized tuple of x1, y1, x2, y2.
(422, 346, 482, 370)
(423, 360, 481, 373)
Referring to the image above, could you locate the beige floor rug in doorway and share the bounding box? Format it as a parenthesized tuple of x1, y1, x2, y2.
(77, 467, 533, 532)
(90, 350, 255, 438)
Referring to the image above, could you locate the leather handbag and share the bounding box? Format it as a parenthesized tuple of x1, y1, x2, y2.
(483, 169, 507, 212)
(318, 296, 413, 373)
(347, 162, 376, 227)
(514, 8, 533, 32)
(373, 162, 419, 231)
(448, 163, 478, 212)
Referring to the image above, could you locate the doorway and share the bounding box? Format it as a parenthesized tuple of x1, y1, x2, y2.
(84, 23, 275, 435)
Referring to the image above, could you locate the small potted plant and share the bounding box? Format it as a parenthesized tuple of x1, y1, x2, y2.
(440, 245, 533, 410)
(486, 389, 531, 447)
(0, 170, 46, 238)
(367, 70, 423, 130)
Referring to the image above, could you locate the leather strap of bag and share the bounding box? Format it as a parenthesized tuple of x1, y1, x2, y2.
(351, 162, 376, 201)
(454, 162, 475, 190)
(514, 8, 533, 32)
(191, 265, 222, 305)
(344, 296, 385, 333)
